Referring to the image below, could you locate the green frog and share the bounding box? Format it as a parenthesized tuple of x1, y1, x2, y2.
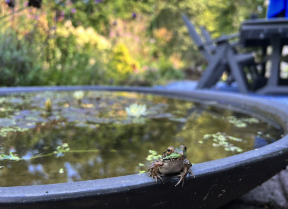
(148, 145, 194, 187)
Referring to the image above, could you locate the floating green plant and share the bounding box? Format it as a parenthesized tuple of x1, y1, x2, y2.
(226, 116, 259, 128)
(138, 150, 162, 174)
(125, 103, 147, 118)
(0, 151, 21, 161)
(54, 143, 70, 157)
(146, 150, 162, 162)
(202, 132, 243, 152)
(138, 163, 145, 173)
(0, 126, 29, 137)
(0, 143, 100, 162)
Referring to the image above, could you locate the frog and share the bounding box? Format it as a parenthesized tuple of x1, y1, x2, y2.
(148, 145, 194, 187)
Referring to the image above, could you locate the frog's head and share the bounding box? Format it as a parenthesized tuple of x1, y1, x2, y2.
(167, 146, 175, 155)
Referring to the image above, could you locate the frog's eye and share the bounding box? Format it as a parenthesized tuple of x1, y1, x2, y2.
(167, 146, 174, 154)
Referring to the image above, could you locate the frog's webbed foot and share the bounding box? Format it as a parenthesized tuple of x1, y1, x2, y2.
(188, 167, 195, 178)
(175, 159, 193, 187)
(152, 174, 164, 185)
(148, 161, 164, 185)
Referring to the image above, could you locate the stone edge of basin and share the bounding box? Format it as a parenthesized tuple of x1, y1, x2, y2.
(0, 86, 287, 206)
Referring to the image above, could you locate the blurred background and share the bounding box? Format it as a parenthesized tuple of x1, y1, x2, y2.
(0, 0, 267, 87)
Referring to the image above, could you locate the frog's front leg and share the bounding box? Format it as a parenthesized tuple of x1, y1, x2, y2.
(148, 161, 164, 184)
(175, 159, 194, 187)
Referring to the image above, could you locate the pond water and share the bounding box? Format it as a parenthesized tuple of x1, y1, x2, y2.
(0, 91, 283, 187)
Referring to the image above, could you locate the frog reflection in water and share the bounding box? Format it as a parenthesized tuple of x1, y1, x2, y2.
(148, 145, 194, 187)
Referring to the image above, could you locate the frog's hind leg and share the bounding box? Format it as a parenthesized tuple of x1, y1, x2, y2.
(175, 159, 193, 187)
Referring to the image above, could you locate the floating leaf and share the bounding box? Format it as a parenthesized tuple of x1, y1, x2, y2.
(0, 151, 21, 161)
(169, 118, 187, 122)
(0, 118, 16, 127)
(147, 113, 173, 119)
(132, 117, 146, 124)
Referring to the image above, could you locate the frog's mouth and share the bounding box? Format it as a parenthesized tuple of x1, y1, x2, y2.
(163, 157, 186, 162)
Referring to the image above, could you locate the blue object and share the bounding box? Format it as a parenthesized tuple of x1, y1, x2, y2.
(254, 136, 269, 149)
(267, 0, 288, 18)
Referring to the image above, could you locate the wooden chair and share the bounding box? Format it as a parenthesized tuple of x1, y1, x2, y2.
(182, 14, 258, 93)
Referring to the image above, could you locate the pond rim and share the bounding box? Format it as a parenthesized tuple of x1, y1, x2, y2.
(0, 86, 288, 205)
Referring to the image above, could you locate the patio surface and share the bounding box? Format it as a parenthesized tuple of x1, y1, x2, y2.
(156, 81, 288, 209)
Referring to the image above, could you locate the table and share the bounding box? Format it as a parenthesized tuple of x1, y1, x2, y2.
(240, 18, 288, 94)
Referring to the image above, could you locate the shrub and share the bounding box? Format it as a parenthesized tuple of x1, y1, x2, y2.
(107, 43, 140, 84)
(0, 31, 43, 86)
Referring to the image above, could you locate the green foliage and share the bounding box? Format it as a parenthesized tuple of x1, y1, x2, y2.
(0, 0, 267, 87)
(52, 0, 157, 35)
(226, 116, 259, 128)
(158, 58, 184, 81)
(0, 31, 43, 86)
(147, 0, 266, 57)
(214, 0, 266, 35)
